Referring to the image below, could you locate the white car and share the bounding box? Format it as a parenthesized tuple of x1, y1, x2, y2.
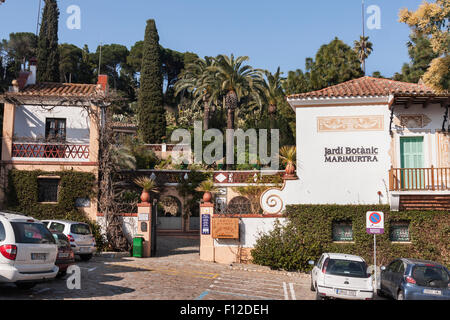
(41, 220, 96, 261)
(310, 253, 374, 300)
(0, 211, 59, 289)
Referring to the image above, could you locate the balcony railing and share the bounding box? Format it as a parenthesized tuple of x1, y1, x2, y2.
(12, 143, 90, 161)
(389, 166, 450, 191)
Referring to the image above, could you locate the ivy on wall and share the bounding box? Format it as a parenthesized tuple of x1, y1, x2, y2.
(251, 205, 449, 272)
(6, 169, 104, 249)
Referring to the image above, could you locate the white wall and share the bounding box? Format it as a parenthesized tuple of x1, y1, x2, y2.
(274, 102, 447, 207)
(14, 105, 90, 144)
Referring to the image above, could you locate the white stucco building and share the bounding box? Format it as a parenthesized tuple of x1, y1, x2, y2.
(261, 76, 449, 213)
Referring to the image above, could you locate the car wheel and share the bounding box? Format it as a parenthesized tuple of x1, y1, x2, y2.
(315, 285, 325, 300)
(397, 290, 404, 301)
(310, 279, 316, 292)
(15, 282, 36, 290)
(376, 289, 386, 298)
(80, 254, 92, 261)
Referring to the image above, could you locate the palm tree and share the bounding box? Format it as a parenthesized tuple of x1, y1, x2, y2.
(353, 36, 373, 75)
(263, 67, 285, 118)
(174, 57, 219, 130)
(209, 54, 265, 130)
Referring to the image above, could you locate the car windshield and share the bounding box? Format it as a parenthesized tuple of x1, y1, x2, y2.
(52, 233, 70, 247)
(70, 223, 91, 235)
(326, 259, 368, 278)
(11, 222, 56, 244)
(412, 265, 450, 288)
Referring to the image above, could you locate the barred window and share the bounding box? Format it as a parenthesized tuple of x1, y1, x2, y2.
(45, 118, 66, 142)
(332, 222, 353, 242)
(227, 196, 252, 215)
(390, 222, 410, 242)
(38, 178, 59, 203)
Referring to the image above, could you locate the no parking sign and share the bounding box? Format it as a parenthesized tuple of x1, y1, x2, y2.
(366, 211, 384, 234)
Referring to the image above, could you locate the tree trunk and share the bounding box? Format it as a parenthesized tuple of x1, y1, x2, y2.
(203, 95, 210, 130)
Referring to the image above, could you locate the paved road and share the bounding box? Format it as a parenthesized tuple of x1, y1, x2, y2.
(0, 236, 348, 300)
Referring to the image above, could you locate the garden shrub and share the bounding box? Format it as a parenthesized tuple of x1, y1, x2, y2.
(251, 205, 449, 272)
(6, 169, 105, 250)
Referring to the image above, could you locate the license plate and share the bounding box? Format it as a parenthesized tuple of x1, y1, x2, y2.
(423, 289, 442, 295)
(31, 253, 46, 260)
(335, 289, 356, 296)
(80, 247, 90, 253)
(58, 252, 69, 258)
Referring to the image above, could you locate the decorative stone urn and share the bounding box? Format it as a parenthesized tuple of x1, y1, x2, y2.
(202, 191, 212, 203)
(140, 190, 151, 203)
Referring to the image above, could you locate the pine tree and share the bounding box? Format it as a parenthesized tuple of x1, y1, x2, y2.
(37, 0, 60, 82)
(137, 20, 166, 143)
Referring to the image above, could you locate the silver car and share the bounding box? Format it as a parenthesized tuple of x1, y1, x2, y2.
(41, 220, 96, 261)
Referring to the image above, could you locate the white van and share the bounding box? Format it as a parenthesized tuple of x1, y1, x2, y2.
(0, 212, 59, 289)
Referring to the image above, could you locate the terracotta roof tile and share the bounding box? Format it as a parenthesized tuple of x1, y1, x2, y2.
(287, 76, 442, 100)
(10, 82, 103, 97)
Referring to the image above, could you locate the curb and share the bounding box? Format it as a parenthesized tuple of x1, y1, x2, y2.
(94, 252, 131, 259)
(229, 264, 310, 278)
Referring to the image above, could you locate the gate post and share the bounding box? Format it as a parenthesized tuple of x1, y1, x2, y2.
(200, 202, 214, 262)
(137, 202, 152, 258)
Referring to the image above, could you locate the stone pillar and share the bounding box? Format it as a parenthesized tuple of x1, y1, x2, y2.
(199, 202, 214, 262)
(137, 202, 152, 258)
(1, 102, 15, 162)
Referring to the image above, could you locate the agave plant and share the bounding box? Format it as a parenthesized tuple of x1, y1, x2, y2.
(134, 176, 159, 203)
(279, 146, 297, 177)
(133, 176, 159, 192)
(195, 179, 217, 203)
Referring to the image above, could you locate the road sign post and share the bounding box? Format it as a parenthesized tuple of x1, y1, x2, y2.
(366, 211, 384, 292)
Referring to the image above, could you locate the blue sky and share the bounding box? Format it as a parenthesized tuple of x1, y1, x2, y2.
(0, 0, 423, 78)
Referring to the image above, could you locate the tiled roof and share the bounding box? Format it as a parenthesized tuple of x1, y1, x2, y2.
(9, 82, 103, 97)
(287, 76, 442, 100)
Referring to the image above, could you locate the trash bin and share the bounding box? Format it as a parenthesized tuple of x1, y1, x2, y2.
(132, 236, 144, 258)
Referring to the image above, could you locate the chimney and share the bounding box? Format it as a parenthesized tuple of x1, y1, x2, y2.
(97, 74, 108, 92)
(27, 57, 37, 86)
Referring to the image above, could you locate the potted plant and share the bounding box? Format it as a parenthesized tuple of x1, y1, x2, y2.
(133, 176, 159, 203)
(196, 179, 217, 203)
(279, 146, 297, 178)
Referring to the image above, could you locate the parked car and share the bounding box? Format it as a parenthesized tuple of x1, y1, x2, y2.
(379, 258, 450, 300)
(50, 230, 75, 276)
(310, 253, 374, 300)
(0, 211, 59, 289)
(41, 220, 96, 261)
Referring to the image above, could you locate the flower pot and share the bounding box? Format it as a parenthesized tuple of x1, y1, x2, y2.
(202, 191, 212, 203)
(284, 162, 296, 177)
(140, 190, 150, 203)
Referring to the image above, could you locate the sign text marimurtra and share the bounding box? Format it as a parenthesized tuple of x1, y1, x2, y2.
(325, 147, 379, 163)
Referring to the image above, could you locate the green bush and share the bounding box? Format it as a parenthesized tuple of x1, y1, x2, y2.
(6, 169, 105, 250)
(251, 205, 449, 272)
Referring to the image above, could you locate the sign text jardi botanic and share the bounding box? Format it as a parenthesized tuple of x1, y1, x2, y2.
(324, 146, 379, 163)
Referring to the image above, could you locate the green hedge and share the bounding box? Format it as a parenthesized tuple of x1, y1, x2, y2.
(6, 169, 105, 250)
(251, 205, 449, 272)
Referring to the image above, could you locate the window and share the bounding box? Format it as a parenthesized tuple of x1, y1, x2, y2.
(387, 260, 402, 272)
(70, 223, 91, 235)
(325, 259, 368, 278)
(45, 118, 66, 142)
(49, 222, 65, 233)
(0, 222, 5, 241)
(390, 222, 410, 242)
(332, 222, 353, 241)
(226, 196, 252, 215)
(10, 222, 55, 244)
(412, 266, 449, 288)
(38, 178, 60, 203)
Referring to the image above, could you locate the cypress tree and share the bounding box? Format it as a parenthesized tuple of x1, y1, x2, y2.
(37, 0, 60, 82)
(137, 19, 166, 143)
